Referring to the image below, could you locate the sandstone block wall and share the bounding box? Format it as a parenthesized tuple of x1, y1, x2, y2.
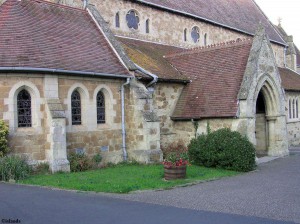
(45, 0, 285, 67)
(57, 76, 126, 163)
(285, 91, 300, 146)
(153, 82, 238, 148)
(0, 74, 47, 163)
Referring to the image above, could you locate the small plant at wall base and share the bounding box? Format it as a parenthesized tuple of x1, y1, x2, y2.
(188, 128, 256, 172)
(0, 155, 31, 181)
(0, 120, 9, 157)
(68, 152, 102, 172)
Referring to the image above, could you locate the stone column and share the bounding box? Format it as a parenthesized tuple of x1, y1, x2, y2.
(44, 76, 70, 172)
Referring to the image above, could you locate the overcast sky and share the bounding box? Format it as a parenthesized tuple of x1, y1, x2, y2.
(255, 0, 300, 47)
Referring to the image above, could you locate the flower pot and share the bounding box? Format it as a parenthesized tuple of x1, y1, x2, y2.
(164, 165, 187, 180)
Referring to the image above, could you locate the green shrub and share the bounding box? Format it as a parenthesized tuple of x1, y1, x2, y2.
(188, 128, 256, 172)
(0, 120, 9, 157)
(0, 155, 31, 181)
(68, 152, 102, 172)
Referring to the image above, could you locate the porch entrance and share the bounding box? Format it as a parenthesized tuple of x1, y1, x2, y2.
(255, 91, 268, 157)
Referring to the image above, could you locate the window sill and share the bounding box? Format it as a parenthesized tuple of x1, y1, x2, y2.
(287, 119, 300, 124)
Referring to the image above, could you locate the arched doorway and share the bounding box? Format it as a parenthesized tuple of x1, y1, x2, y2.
(255, 91, 268, 157)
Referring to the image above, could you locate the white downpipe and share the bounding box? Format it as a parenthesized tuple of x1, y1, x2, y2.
(121, 78, 131, 161)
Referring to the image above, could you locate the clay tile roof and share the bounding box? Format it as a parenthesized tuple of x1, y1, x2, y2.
(117, 37, 188, 81)
(167, 40, 253, 119)
(0, 0, 130, 77)
(278, 67, 300, 91)
(134, 0, 285, 45)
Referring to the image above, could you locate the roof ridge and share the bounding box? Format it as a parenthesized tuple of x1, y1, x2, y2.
(165, 38, 253, 58)
(19, 0, 86, 12)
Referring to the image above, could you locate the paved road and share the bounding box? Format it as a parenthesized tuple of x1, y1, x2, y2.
(111, 149, 300, 223)
(0, 183, 295, 224)
(0, 150, 299, 224)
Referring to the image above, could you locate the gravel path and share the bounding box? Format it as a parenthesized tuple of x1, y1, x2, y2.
(109, 150, 300, 223)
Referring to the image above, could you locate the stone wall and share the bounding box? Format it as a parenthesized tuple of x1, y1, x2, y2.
(57, 75, 126, 164)
(152, 82, 239, 148)
(125, 79, 162, 163)
(285, 91, 300, 146)
(45, 0, 285, 67)
(0, 74, 47, 163)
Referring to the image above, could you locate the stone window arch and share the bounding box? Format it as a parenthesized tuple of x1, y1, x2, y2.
(93, 85, 116, 127)
(5, 81, 42, 132)
(289, 99, 292, 119)
(71, 90, 82, 125)
(126, 9, 139, 30)
(115, 12, 120, 28)
(66, 84, 89, 129)
(145, 19, 150, 34)
(296, 99, 299, 118)
(191, 26, 200, 43)
(96, 91, 105, 124)
(17, 89, 32, 127)
(183, 28, 187, 42)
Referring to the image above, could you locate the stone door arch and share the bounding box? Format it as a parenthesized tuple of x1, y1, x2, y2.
(252, 76, 288, 156)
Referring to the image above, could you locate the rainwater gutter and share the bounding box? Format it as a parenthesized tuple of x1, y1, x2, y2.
(134, 63, 158, 87)
(121, 77, 132, 161)
(0, 67, 131, 79)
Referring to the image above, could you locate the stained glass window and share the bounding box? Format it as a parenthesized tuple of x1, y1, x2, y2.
(293, 99, 295, 118)
(116, 12, 120, 28)
(146, 19, 150, 34)
(71, 90, 81, 125)
(17, 89, 32, 127)
(184, 28, 187, 42)
(289, 99, 292, 119)
(97, 92, 105, 124)
(297, 99, 299, 118)
(126, 10, 139, 30)
(191, 26, 200, 43)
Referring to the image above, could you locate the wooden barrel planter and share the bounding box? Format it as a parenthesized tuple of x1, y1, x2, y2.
(164, 165, 187, 180)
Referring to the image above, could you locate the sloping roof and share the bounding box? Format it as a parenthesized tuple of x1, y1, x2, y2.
(167, 40, 253, 119)
(117, 37, 188, 81)
(134, 0, 285, 46)
(0, 0, 130, 77)
(279, 67, 300, 91)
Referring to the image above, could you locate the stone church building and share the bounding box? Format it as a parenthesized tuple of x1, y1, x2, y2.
(0, 0, 299, 172)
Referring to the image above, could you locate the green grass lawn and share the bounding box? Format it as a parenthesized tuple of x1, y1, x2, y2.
(19, 164, 239, 193)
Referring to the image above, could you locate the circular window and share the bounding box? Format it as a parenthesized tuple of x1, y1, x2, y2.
(191, 26, 200, 43)
(126, 10, 139, 30)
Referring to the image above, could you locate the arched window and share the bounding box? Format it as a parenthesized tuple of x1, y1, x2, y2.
(293, 99, 295, 118)
(115, 12, 120, 28)
(204, 33, 207, 46)
(71, 90, 81, 125)
(184, 28, 187, 42)
(97, 91, 105, 124)
(17, 89, 32, 127)
(296, 99, 299, 118)
(145, 19, 150, 34)
(191, 26, 200, 43)
(126, 10, 139, 30)
(289, 99, 292, 119)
